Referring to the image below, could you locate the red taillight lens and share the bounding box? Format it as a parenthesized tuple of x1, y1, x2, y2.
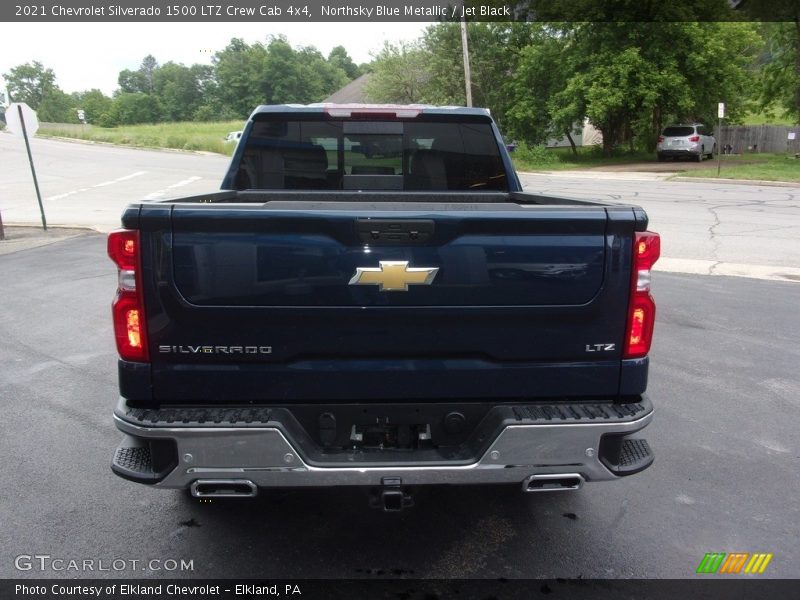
(657, 136, 664, 143)
(688, 135, 700, 142)
(624, 231, 660, 359)
(108, 229, 149, 361)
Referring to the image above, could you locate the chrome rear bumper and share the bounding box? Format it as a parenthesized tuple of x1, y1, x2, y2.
(112, 400, 653, 489)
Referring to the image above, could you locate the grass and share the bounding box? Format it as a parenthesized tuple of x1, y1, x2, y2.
(742, 107, 796, 126)
(37, 121, 244, 155)
(511, 144, 653, 171)
(677, 152, 800, 182)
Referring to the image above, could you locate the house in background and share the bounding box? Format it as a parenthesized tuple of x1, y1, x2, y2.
(323, 73, 373, 103)
(546, 118, 602, 148)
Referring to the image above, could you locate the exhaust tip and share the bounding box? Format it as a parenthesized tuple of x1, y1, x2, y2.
(190, 479, 258, 498)
(522, 474, 584, 493)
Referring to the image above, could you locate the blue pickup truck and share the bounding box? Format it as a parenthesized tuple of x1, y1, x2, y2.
(108, 104, 659, 510)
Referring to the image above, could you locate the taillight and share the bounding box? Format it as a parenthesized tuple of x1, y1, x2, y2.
(108, 229, 149, 361)
(688, 135, 700, 142)
(657, 136, 664, 143)
(624, 231, 660, 359)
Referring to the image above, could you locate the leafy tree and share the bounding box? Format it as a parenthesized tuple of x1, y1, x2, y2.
(546, 22, 760, 155)
(72, 89, 113, 124)
(103, 92, 161, 125)
(262, 37, 348, 104)
(3, 61, 57, 109)
(506, 27, 583, 151)
(758, 21, 800, 124)
(118, 69, 147, 94)
(140, 55, 158, 93)
(363, 41, 431, 103)
(153, 62, 203, 121)
(37, 87, 77, 122)
(213, 38, 268, 118)
(328, 46, 361, 79)
(738, 1, 799, 123)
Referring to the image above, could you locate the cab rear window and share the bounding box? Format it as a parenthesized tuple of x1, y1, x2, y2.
(234, 119, 507, 191)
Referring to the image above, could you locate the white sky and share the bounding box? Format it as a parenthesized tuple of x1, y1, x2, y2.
(0, 22, 428, 95)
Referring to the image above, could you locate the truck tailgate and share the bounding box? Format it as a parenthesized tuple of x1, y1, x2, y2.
(136, 201, 636, 402)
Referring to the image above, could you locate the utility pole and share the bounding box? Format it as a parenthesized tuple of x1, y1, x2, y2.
(460, 19, 473, 107)
(717, 102, 725, 177)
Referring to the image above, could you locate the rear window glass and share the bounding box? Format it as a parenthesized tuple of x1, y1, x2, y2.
(662, 126, 695, 137)
(234, 119, 507, 191)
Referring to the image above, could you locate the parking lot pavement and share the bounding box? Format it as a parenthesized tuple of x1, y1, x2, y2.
(1, 235, 798, 579)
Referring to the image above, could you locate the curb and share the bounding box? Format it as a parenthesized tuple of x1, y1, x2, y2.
(670, 176, 800, 188)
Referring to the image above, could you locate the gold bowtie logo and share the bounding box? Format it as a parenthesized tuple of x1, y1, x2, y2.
(348, 261, 439, 292)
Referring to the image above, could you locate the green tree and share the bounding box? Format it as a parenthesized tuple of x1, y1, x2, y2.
(363, 41, 431, 103)
(212, 38, 268, 118)
(506, 27, 583, 151)
(758, 22, 800, 124)
(328, 45, 361, 79)
(262, 37, 348, 103)
(738, 0, 799, 123)
(3, 61, 57, 108)
(72, 89, 113, 124)
(104, 92, 161, 125)
(152, 62, 203, 121)
(548, 22, 760, 155)
(118, 69, 147, 94)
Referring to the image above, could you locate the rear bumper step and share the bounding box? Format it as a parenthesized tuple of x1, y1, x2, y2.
(112, 397, 654, 489)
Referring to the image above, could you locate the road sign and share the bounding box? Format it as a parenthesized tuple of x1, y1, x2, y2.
(6, 102, 39, 136)
(718, 103, 725, 119)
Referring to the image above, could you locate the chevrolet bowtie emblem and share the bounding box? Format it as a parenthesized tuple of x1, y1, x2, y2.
(348, 261, 439, 292)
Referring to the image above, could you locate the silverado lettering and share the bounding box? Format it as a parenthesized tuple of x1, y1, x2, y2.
(108, 104, 659, 510)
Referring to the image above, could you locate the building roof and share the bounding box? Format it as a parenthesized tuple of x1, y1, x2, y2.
(323, 73, 372, 104)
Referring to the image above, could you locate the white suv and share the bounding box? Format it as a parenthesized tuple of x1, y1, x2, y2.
(657, 124, 716, 162)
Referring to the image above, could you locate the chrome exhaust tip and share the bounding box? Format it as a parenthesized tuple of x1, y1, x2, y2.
(190, 479, 258, 498)
(522, 473, 584, 492)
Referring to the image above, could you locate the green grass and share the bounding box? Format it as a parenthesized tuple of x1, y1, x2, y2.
(512, 144, 653, 171)
(677, 153, 800, 182)
(742, 107, 796, 126)
(37, 121, 244, 155)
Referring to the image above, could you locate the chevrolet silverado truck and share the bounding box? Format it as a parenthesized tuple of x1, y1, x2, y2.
(109, 104, 659, 510)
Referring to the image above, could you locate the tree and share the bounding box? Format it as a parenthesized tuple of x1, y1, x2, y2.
(118, 69, 147, 94)
(103, 92, 161, 125)
(363, 41, 431, 103)
(261, 37, 348, 104)
(546, 21, 760, 155)
(759, 22, 800, 124)
(72, 89, 113, 124)
(153, 62, 203, 121)
(328, 46, 361, 79)
(212, 38, 269, 118)
(739, 0, 800, 123)
(506, 27, 583, 151)
(3, 61, 56, 108)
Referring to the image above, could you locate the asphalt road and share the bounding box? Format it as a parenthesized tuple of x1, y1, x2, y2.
(2, 134, 799, 281)
(1, 234, 798, 580)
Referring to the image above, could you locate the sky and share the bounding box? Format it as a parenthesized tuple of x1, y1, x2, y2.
(0, 22, 428, 96)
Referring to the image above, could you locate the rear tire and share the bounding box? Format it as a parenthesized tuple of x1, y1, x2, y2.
(657, 153, 665, 162)
(696, 148, 704, 162)
(707, 145, 716, 160)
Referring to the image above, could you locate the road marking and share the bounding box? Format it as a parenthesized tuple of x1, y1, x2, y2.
(144, 176, 203, 200)
(91, 171, 148, 188)
(46, 171, 147, 200)
(656, 258, 800, 283)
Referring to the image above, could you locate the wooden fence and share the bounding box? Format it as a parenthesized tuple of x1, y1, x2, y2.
(714, 124, 800, 154)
